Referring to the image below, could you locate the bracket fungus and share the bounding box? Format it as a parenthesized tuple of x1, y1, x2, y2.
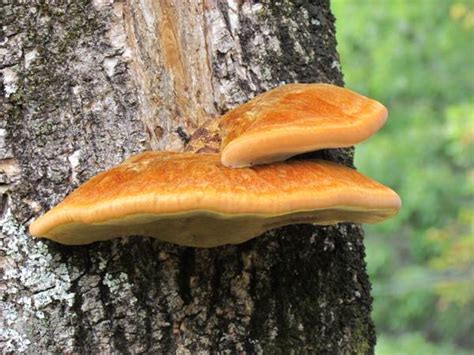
(29, 152, 401, 248)
(219, 83, 388, 167)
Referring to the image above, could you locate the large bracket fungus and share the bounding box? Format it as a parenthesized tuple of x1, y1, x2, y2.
(219, 83, 388, 168)
(29, 83, 401, 247)
(29, 152, 400, 247)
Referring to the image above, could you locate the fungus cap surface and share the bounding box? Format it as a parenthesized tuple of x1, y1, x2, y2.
(29, 152, 401, 247)
(219, 83, 388, 167)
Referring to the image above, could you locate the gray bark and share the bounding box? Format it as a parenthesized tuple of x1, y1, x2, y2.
(1, 0, 375, 353)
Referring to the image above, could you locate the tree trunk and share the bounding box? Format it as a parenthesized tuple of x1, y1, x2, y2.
(1, 1, 375, 353)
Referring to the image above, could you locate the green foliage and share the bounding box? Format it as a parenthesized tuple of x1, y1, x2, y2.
(332, 0, 474, 351)
(376, 333, 471, 355)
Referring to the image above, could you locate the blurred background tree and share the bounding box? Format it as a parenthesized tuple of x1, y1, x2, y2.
(332, 0, 474, 353)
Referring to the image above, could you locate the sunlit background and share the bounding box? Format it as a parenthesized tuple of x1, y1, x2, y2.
(332, 0, 474, 353)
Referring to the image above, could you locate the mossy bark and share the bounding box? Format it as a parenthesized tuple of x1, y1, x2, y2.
(1, 0, 375, 353)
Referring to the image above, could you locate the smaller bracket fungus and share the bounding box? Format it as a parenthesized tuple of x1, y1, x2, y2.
(29, 152, 401, 248)
(219, 83, 388, 168)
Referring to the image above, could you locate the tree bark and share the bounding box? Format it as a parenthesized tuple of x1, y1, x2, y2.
(1, 1, 375, 353)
